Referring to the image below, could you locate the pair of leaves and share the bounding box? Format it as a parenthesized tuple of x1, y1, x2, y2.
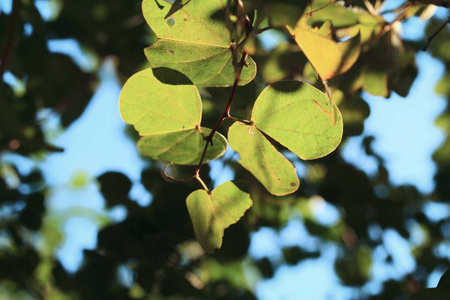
(186, 181, 252, 253)
(142, 0, 257, 87)
(229, 81, 343, 196)
(119, 68, 227, 164)
(290, 16, 361, 81)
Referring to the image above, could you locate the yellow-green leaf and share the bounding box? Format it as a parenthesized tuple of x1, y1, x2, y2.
(138, 127, 227, 165)
(144, 40, 257, 87)
(142, 0, 256, 87)
(252, 81, 343, 160)
(292, 16, 360, 80)
(119, 68, 201, 135)
(186, 181, 252, 253)
(228, 122, 299, 196)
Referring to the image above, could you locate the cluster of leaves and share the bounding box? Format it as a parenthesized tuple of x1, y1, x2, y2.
(120, 0, 348, 253)
(1, 0, 450, 299)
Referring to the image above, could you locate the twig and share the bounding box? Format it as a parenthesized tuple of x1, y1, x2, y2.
(193, 51, 248, 174)
(0, 0, 21, 79)
(423, 17, 450, 51)
(163, 0, 251, 191)
(366, 2, 412, 45)
(256, 26, 273, 34)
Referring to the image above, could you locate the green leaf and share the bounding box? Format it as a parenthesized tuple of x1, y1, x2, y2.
(261, 43, 306, 84)
(120, 68, 227, 164)
(252, 81, 343, 160)
(119, 68, 201, 135)
(362, 67, 389, 97)
(144, 40, 257, 87)
(309, 0, 359, 28)
(138, 127, 227, 165)
(142, 0, 257, 87)
(186, 181, 252, 253)
(291, 16, 361, 80)
(228, 122, 299, 196)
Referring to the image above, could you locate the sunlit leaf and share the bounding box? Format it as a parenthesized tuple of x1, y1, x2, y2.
(252, 81, 343, 160)
(308, 0, 359, 28)
(138, 127, 227, 165)
(186, 181, 252, 253)
(228, 122, 299, 195)
(142, 0, 256, 87)
(119, 68, 201, 135)
(144, 40, 257, 87)
(291, 16, 361, 80)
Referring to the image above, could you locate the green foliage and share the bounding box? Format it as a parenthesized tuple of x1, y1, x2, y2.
(142, 0, 257, 87)
(1, 0, 450, 299)
(186, 181, 252, 253)
(120, 0, 347, 251)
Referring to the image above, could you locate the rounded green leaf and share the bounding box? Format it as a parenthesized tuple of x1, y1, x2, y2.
(138, 127, 227, 165)
(186, 181, 252, 253)
(252, 81, 343, 160)
(143, 0, 229, 47)
(228, 122, 299, 196)
(119, 68, 201, 135)
(144, 40, 257, 87)
(142, 0, 257, 87)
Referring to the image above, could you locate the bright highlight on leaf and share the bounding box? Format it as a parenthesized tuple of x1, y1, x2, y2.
(291, 16, 360, 80)
(142, 0, 257, 87)
(228, 81, 343, 196)
(228, 122, 299, 196)
(119, 68, 227, 164)
(120, 68, 201, 135)
(186, 181, 252, 253)
(252, 81, 343, 160)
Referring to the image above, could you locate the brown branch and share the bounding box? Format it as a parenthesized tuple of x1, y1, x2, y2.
(256, 26, 273, 34)
(193, 51, 248, 177)
(0, 0, 21, 79)
(164, 0, 251, 189)
(423, 17, 450, 51)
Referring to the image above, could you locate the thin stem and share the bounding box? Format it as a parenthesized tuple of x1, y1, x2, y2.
(423, 17, 449, 51)
(0, 0, 21, 79)
(256, 26, 273, 34)
(166, 0, 250, 189)
(366, 2, 412, 46)
(226, 115, 253, 125)
(195, 174, 210, 193)
(192, 52, 248, 173)
(322, 80, 333, 104)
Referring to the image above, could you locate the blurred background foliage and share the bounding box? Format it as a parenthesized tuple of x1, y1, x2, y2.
(0, 0, 449, 299)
